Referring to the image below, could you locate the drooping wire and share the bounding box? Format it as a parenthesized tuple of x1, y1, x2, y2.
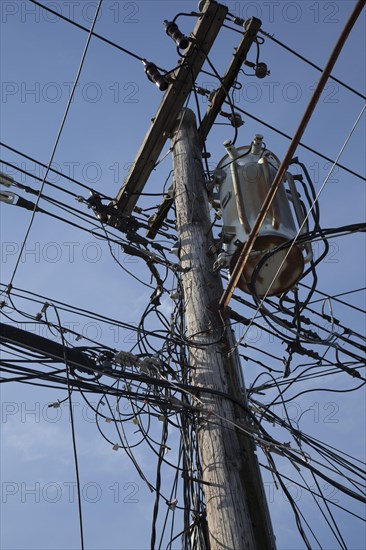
(53, 305, 85, 550)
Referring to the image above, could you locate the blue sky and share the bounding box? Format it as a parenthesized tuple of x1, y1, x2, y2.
(1, 1, 365, 549)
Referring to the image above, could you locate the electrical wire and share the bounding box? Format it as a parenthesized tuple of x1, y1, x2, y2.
(3, 0, 104, 293)
(28, 0, 149, 64)
(225, 101, 366, 182)
(259, 29, 366, 101)
(53, 305, 85, 550)
(0, 142, 113, 198)
(2, 5, 366, 547)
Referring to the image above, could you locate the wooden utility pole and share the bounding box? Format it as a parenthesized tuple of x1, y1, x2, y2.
(172, 108, 276, 549)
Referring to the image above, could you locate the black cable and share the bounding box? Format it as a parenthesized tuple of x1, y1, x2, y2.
(225, 101, 366, 182)
(0, 284, 180, 346)
(199, 50, 239, 145)
(260, 29, 366, 101)
(0, 362, 66, 383)
(172, 12, 200, 25)
(267, 455, 314, 549)
(100, 223, 155, 289)
(190, 72, 213, 180)
(1, 161, 178, 248)
(28, 0, 148, 63)
(53, 306, 85, 550)
(4, 173, 107, 229)
(259, 463, 366, 522)
(301, 284, 366, 314)
(0, 144, 112, 198)
(4, 187, 174, 272)
(222, 18, 366, 102)
(151, 419, 168, 549)
(2, 312, 364, 540)
(0, 158, 85, 200)
(305, 469, 348, 550)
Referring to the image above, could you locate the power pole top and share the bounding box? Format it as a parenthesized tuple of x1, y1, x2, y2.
(114, 0, 228, 217)
(146, 16, 262, 239)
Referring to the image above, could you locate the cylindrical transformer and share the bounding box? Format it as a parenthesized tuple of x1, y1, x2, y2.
(214, 134, 310, 297)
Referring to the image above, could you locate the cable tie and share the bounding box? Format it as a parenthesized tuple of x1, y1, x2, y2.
(167, 498, 178, 510)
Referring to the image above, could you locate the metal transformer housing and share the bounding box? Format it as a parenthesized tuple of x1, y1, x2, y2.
(215, 136, 305, 297)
